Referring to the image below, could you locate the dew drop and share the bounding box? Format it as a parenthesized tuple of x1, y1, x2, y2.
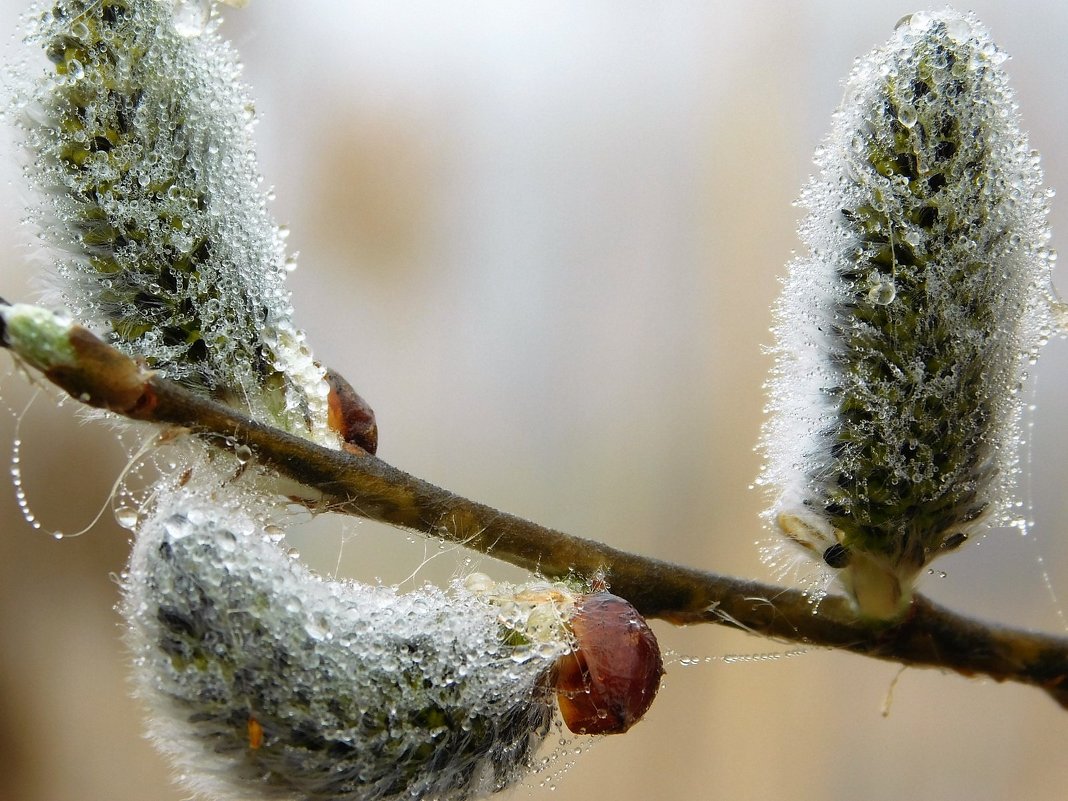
(11, 438, 43, 532)
(172, 0, 211, 37)
(868, 281, 897, 305)
(115, 506, 139, 530)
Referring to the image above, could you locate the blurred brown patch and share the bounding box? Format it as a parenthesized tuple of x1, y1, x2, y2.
(302, 102, 444, 277)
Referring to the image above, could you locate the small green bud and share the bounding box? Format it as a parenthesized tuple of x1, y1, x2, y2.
(0, 302, 76, 372)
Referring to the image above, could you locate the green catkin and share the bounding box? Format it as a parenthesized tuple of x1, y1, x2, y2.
(760, 9, 1058, 619)
(19, 0, 333, 443)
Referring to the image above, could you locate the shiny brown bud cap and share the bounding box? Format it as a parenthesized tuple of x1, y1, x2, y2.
(555, 591, 663, 735)
(325, 367, 378, 454)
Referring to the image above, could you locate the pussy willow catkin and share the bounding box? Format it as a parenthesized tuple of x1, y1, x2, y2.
(18, 0, 332, 442)
(760, 9, 1059, 619)
(121, 464, 661, 800)
(123, 475, 569, 801)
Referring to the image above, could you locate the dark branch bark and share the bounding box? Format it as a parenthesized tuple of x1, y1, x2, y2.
(4, 303, 1068, 709)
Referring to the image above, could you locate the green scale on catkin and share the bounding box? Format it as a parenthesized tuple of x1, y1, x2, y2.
(22, 0, 333, 442)
(761, 10, 1058, 619)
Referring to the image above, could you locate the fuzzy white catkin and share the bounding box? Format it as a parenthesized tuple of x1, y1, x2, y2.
(760, 9, 1059, 619)
(17, 0, 334, 444)
(123, 474, 568, 801)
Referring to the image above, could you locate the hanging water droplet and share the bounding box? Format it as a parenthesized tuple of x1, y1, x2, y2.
(115, 506, 139, 529)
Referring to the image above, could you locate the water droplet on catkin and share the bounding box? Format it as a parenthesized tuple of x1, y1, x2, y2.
(868, 281, 897, 305)
(172, 0, 211, 37)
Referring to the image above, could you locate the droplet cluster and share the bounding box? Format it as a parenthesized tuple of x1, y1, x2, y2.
(124, 477, 566, 801)
(19, 0, 332, 442)
(760, 9, 1058, 618)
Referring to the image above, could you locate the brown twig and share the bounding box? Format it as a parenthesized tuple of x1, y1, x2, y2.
(3, 301, 1068, 708)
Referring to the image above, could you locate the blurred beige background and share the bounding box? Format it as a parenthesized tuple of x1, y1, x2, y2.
(2, 2, 1068, 800)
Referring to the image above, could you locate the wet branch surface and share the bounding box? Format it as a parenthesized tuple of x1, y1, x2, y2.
(4, 308, 1068, 709)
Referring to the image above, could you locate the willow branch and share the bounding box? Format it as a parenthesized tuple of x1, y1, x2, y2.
(3, 301, 1068, 709)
